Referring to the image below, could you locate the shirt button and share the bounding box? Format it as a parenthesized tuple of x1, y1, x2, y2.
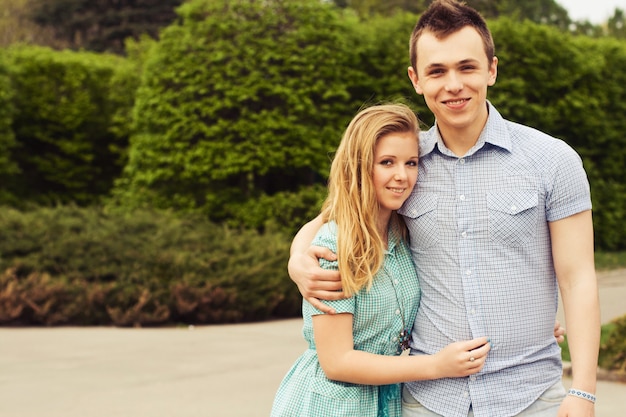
(461, 231, 467, 238)
(394, 279, 399, 285)
(463, 391, 469, 398)
(470, 309, 476, 315)
(459, 158, 466, 164)
(459, 195, 466, 201)
(410, 209, 417, 216)
(511, 205, 517, 212)
(392, 337, 398, 342)
(465, 269, 471, 276)
(395, 309, 401, 315)
(470, 376, 477, 381)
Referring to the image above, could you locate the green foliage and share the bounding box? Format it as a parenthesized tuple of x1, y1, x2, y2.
(225, 184, 327, 232)
(599, 314, 626, 374)
(3, 45, 140, 206)
(0, 54, 18, 203)
(595, 252, 626, 271)
(26, 0, 184, 54)
(0, 0, 59, 48)
(113, 0, 366, 233)
(332, 0, 571, 29)
(347, 12, 431, 123)
(489, 19, 626, 250)
(0, 205, 300, 326)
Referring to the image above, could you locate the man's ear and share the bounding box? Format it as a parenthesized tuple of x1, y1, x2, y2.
(488, 56, 498, 87)
(407, 66, 423, 95)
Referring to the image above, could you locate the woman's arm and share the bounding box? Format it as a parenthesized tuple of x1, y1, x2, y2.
(313, 313, 490, 385)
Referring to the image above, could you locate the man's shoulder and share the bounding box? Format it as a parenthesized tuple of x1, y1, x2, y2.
(418, 126, 438, 155)
(502, 118, 575, 153)
(487, 102, 564, 146)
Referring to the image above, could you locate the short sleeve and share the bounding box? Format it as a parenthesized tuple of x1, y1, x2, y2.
(304, 222, 356, 316)
(545, 140, 592, 222)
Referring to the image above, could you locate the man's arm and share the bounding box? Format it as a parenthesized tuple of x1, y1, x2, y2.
(288, 214, 343, 314)
(550, 210, 599, 417)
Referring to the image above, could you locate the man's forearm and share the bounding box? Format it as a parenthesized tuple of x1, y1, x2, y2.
(290, 214, 324, 256)
(562, 280, 600, 393)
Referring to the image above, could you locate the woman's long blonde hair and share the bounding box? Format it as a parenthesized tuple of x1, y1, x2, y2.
(321, 104, 419, 296)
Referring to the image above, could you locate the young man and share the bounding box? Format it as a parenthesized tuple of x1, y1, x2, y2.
(288, 1, 599, 416)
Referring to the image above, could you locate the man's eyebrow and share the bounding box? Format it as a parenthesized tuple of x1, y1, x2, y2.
(424, 62, 445, 69)
(458, 58, 480, 65)
(425, 58, 480, 70)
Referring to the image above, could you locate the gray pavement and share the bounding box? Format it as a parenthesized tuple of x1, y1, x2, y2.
(0, 270, 624, 417)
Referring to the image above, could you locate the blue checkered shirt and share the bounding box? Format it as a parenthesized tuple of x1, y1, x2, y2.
(399, 102, 592, 417)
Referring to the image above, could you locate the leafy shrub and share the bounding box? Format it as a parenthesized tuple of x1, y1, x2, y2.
(0, 53, 18, 203)
(599, 314, 626, 374)
(112, 0, 366, 232)
(0, 206, 300, 326)
(3, 45, 139, 206)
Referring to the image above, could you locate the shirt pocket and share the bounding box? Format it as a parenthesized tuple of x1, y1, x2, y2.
(399, 193, 440, 251)
(487, 191, 539, 248)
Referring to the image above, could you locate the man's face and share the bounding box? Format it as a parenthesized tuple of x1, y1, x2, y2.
(408, 26, 497, 140)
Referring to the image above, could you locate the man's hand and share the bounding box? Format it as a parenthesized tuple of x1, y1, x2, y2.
(557, 394, 595, 417)
(288, 245, 343, 314)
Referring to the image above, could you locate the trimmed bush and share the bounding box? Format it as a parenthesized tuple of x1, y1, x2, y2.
(3, 45, 139, 206)
(0, 53, 18, 204)
(0, 206, 300, 326)
(112, 0, 367, 234)
(599, 314, 626, 375)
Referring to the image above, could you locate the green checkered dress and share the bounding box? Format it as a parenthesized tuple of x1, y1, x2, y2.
(271, 222, 421, 417)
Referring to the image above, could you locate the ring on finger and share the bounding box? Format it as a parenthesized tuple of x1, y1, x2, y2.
(469, 356, 475, 362)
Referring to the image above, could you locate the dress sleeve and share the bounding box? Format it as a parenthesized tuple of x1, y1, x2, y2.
(303, 222, 356, 317)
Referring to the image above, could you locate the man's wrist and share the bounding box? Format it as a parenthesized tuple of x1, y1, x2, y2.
(567, 388, 596, 404)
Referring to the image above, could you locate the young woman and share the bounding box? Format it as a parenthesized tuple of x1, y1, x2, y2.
(270, 104, 491, 417)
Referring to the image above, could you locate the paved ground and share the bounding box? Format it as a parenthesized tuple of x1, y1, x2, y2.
(0, 270, 624, 417)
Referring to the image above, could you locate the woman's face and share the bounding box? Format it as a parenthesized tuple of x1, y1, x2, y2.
(372, 131, 419, 219)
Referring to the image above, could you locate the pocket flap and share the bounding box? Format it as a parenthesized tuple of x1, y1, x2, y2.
(487, 191, 538, 215)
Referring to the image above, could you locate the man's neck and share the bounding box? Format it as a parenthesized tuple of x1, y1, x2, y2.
(437, 104, 490, 157)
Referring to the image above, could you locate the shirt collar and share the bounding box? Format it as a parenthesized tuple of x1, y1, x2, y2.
(419, 101, 512, 158)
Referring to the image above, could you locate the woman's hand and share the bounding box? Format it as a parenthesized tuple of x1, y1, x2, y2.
(554, 319, 566, 344)
(431, 337, 491, 378)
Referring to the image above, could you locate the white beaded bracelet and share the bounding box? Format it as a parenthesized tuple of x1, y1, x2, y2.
(567, 388, 596, 404)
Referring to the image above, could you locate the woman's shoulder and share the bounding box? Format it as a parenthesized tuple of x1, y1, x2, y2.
(311, 221, 338, 253)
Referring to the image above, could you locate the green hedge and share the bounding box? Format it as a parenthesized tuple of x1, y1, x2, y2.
(0, 206, 300, 326)
(0, 45, 139, 206)
(111, 0, 366, 231)
(0, 53, 18, 202)
(0, 12, 624, 249)
(599, 314, 626, 374)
